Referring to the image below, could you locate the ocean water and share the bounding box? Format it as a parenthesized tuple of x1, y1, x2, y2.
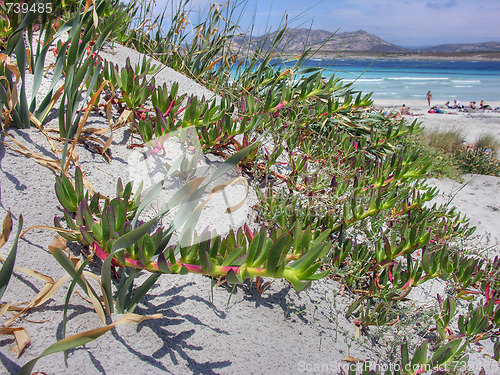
(280, 59, 500, 102)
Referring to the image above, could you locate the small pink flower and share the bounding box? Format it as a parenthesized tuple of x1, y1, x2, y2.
(150, 140, 165, 155)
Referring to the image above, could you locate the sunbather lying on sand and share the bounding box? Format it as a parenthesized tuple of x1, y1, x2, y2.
(400, 104, 412, 115)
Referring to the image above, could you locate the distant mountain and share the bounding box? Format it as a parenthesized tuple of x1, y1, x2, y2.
(231, 28, 500, 55)
(422, 41, 500, 53)
(232, 28, 410, 54)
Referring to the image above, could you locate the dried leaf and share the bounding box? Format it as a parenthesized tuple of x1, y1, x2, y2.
(0, 326, 30, 357)
(0, 302, 11, 317)
(0, 132, 62, 173)
(354, 324, 361, 339)
(342, 355, 363, 363)
(101, 134, 113, 155)
(114, 109, 133, 129)
(0, 210, 13, 248)
(1, 269, 70, 327)
(29, 113, 61, 156)
(84, 0, 93, 12)
(0, 54, 21, 78)
(49, 236, 67, 252)
(20, 225, 78, 239)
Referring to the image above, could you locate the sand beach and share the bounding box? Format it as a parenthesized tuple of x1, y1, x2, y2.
(1, 41, 500, 374)
(374, 99, 500, 144)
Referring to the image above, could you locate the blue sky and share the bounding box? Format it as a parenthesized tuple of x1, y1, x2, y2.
(153, 0, 500, 47)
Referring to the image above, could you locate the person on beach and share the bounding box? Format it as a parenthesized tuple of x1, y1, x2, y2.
(400, 104, 413, 115)
(480, 99, 492, 110)
(426, 91, 432, 106)
(445, 101, 453, 108)
(468, 101, 476, 109)
(428, 106, 444, 114)
(453, 100, 464, 109)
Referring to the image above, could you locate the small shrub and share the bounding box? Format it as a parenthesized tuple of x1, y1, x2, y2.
(453, 147, 500, 176)
(475, 133, 500, 152)
(420, 129, 464, 153)
(401, 134, 463, 180)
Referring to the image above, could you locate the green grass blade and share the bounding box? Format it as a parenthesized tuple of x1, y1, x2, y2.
(101, 254, 114, 315)
(131, 179, 163, 228)
(126, 273, 161, 312)
(0, 214, 22, 299)
(115, 269, 141, 314)
(49, 246, 88, 292)
(61, 255, 95, 365)
(18, 313, 161, 375)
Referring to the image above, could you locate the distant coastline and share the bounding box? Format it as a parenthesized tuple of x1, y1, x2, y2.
(282, 51, 500, 61)
(234, 28, 500, 62)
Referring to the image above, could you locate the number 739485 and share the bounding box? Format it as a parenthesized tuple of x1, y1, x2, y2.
(5, 2, 52, 14)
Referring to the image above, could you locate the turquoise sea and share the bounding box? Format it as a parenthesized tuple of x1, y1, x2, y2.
(280, 58, 500, 102)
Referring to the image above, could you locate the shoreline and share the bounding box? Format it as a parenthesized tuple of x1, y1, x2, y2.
(282, 51, 500, 61)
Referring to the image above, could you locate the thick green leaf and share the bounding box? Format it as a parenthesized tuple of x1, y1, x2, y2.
(222, 247, 245, 267)
(246, 229, 265, 265)
(226, 269, 244, 285)
(101, 254, 114, 314)
(411, 340, 428, 370)
(110, 198, 126, 232)
(266, 234, 290, 275)
(290, 242, 328, 272)
(111, 218, 157, 255)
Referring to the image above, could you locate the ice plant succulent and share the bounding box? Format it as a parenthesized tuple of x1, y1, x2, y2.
(91, 223, 332, 292)
(54, 168, 333, 298)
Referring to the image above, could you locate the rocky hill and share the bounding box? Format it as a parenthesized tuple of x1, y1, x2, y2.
(422, 41, 500, 53)
(231, 28, 500, 55)
(232, 28, 410, 54)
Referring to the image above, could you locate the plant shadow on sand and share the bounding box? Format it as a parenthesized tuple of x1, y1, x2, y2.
(94, 279, 318, 374)
(110, 282, 232, 374)
(215, 278, 314, 323)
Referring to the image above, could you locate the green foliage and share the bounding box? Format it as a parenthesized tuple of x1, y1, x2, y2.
(412, 129, 500, 177)
(54, 167, 142, 245)
(0, 2, 13, 49)
(400, 133, 463, 180)
(5, 0, 499, 371)
(138, 92, 261, 152)
(122, 1, 242, 89)
(57, 1, 124, 138)
(105, 57, 159, 111)
(52, 136, 332, 320)
(475, 133, 500, 152)
(421, 129, 464, 153)
(453, 148, 500, 176)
